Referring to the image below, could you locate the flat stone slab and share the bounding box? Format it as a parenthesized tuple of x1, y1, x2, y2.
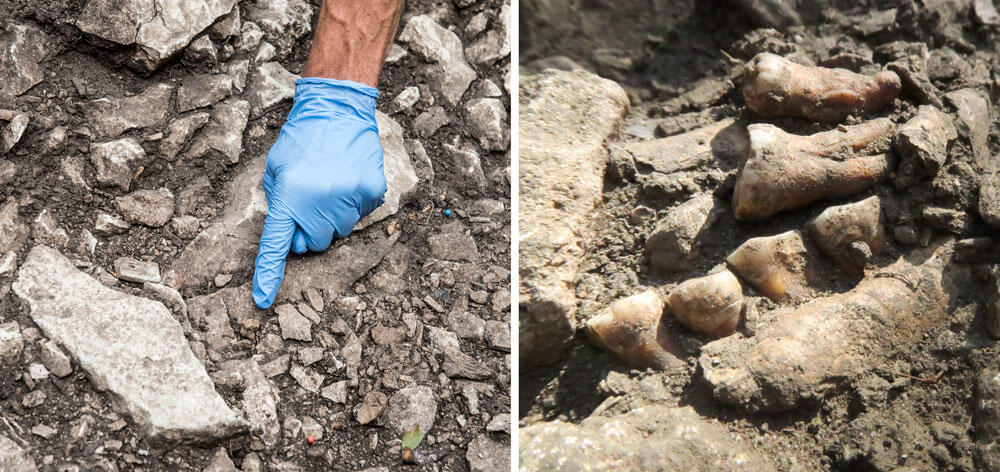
(13, 245, 246, 443)
(0, 23, 48, 103)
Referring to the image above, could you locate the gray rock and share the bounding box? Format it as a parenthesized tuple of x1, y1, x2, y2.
(0, 433, 37, 472)
(301, 416, 323, 440)
(519, 69, 628, 368)
(171, 216, 201, 238)
(944, 88, 990, 167)
(464, 4, 510, 65)
(922, 207, 974, 234)
(398, 15, 476, 105)
(520, 406, 773, 471)
(739, 0, 802, 28)
(445, 142, 486, 190)
(0, 251, 16, 276)
(0, 200, 28, 254)
(178, 74, 232, 112)
(1, 113, 29, 154)
(449, 311, 486, 341)
(184, 97, 250, 164)
(160, 112, 211, 160)
(275, 232, 400, 304)
(355, 112, 419, 230)
(12, 245, 246, 442)
(32, 210, 69, 248)
(427, 326, 491, 380)
(356, 390, 388, 425)
(391, 86, 420, 113)
(465, 98, 509, 151)
(76, 0, 238, 72)
(486, 414, 509, 433)
(95, 212, 130, 235)
(644, 194, 719, 273)
(237, 21, 263, 53)
(84, 83, 174, 138)
(321, 380, 348, 404)
(254, 41, 276, 63)
(414, 106, 450, 137)
(226, 59, 250, 92)
(976, 365, 1000, 467)
(289, 365, 323, 393)
(466, 434, 509, 472)
(987, 267, 1000, 339)
(0, 322, 24, 365)
(209, 5, 240, 39)
(428, 224, 479, 262)
(40, 339, 72, 377)
(238, 360, 280, 446)
(484, 320, 510, 352)
(177, 176, 214, 216)
(166, 223, 256, 289)
(116, 188, 175, 227)
(276, 304, 311, 341)
(894, 105, 957, 188)
(386, 43, 407, 63)
(0, 23, 48, 102)
(90, 138, 146, 191)
(383, 386, 437, 435)
(183, 35, 217, 65)
(243, 0, 313, 56)
(114, 257, 161, 283)
(203, 447, 238, 472)
(143, 282, 188, 319)
(248, 62, 298, 118)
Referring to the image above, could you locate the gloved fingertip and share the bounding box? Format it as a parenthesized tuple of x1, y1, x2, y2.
(253, 212, 296, 310)
(291, 228, 308, 255)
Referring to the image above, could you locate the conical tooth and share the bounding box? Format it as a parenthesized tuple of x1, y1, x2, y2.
(667, 270, 743, 338)
(806, 196, 885, 276)
(584, 290, 683, 369)
(733, 119, 895, 221)
(726, 230, 826, 303)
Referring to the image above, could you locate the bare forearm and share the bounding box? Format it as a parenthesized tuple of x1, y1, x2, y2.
(302, 0, 404, 87)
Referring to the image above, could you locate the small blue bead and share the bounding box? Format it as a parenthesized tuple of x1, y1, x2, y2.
(444, 209, 452, 216)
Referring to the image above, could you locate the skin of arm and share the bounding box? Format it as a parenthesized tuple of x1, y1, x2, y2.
(302, 0, 405, 86)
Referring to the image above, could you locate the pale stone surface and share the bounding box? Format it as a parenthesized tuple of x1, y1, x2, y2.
(243, 0, 313, 55)
(177, 74, 232, 112)
(467, 434, 510, 472)
(0, 322, 24, 365)
(0, 200, 28, 254)
(12, 246, 246, 442)
(399, 15, 477, 105)
(90, 138, 146, 191)
(114, 257, 161, 283)
(116, 188, 175, 227)
(520, 406, 774, 471)
(248, 62, 298, 118)
(76, 0, 238, 72)
(465, 98, 509, 151)
(0, 23, 48, 103)
(84, 84, 174, 138)
(355, 112, 419, 230)
(383, 386, 438, 435)
(0, 433, 37, 472)
(40, 339, 72, 377)
(184, 98, 250, 164)
(519, 69, 629, 368)
(1, 113, 29, 154)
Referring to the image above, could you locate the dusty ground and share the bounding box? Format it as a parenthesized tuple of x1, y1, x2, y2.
(0, 0, 510, 470)
(520, 0, 1000, 470)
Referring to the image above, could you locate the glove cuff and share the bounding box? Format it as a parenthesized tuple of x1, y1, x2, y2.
(291, 78, 380, 124)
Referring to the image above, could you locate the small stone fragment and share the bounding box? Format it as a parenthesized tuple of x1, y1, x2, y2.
(893, 105, 957, 188)
(90, 138, 146, 191)
(667, 270, 743, 338)
(645, 194, 719, 273)
(398, 15, 476, 105)
(0, 322, 24, 365)
(383, 386, 438, 436)
(1, 114, 28, 154)
(466, 434, 510, 472)
(465, 98, 509, 151)
(922, 207, 973, 234)
(276, 304, 311, 341)
(95, 213, 130, 235)
(248, 62, 298, 118)
(321, 381, 348, 404)
(289, 365, 323, 393)
(114, 257, 161, 284)
(84, 84, 174, 138)
(178, 74, 232, 113)
(40, 340, 72, 377)
(356, 391, 388, 425)
(115, 188, 175, 227)
(32, 210, 69, 247)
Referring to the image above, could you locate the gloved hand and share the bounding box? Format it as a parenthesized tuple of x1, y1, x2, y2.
(252, 78, 387, 309)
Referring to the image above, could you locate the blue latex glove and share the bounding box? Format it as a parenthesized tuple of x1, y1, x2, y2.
(252, 78, 387, 309)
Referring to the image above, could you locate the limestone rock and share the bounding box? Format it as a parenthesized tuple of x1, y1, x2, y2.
(184, 97, 250, 164)
(84, 84, 174, 138)
(465, 98, 509, 151)
(356, 391, 388, 425)
(383, 386, 437, 435)
(0, 433, 37, 472)
(0, 322, 24, 365)
(32, 210, 69, 248)
(276, 304, 311, 341)
(115, 188, 175, 227)
(12, 246, 246, 442)
(893, 105, 957, 188)
(467, 434, 509, 472)
(160, 112, 211, 159)
(519, 69, 629, 368)
(464, 4, 510, 65)
(76, 0, 238, 72)
(0, 23, 48, 102)
(398, 15, 476, 105)
(40, 339, 72, 377)
(1, 113, 29, 154)
(243, 0, 313, 56)
(90, 138, 146, 191)
(520, 406, 773, 471)
(177, 74, 232, 112)
(248, 62, 298, 118)
(355, 112, 419, 230)
(114, 257, 161, 283)
(0, 200, 29, 254)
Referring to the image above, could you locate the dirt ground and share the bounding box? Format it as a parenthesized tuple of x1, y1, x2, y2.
(520, 1, 1000, 470)
(0, 0, 510, 470)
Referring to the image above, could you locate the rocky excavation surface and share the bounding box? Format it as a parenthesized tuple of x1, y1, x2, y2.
(521, 0, 1000, 471)
(0, 0, 510, 470)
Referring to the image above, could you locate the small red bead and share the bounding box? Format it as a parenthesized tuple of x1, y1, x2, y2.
(307, 436, 315, 444)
